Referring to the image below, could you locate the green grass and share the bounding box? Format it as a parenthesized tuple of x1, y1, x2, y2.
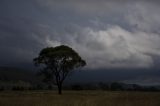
(0, 90, 160, 106)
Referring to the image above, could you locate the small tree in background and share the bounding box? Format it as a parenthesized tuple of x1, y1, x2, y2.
(33, 45, 86, 94)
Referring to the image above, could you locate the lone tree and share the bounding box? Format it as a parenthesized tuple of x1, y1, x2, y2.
(33, 45, 86, 94)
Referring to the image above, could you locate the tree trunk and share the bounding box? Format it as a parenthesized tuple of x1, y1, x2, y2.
(58, 84, 62, 95)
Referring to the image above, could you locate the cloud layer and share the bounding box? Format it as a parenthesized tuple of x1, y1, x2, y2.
(47, 25, 160, 69)
(0, 0, 160, 69)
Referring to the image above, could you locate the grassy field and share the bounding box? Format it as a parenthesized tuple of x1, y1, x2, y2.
(0, 90, 160, 106)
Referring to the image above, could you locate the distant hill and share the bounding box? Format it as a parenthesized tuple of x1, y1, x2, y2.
(0, 66, 159, 91)
(0, 66, 38, 83)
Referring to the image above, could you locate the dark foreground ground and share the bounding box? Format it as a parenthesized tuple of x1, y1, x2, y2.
(0, 90, 160, 106)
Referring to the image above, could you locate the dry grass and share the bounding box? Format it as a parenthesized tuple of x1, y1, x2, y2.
(0, 90, 160, 106)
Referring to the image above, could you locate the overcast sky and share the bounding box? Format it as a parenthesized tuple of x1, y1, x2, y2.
(1, 0, 160, 84)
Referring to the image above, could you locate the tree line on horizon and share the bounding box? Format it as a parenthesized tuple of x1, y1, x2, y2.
(0, 81, 159, 92)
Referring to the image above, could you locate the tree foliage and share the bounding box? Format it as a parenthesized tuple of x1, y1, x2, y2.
(33, 45, 86, 94)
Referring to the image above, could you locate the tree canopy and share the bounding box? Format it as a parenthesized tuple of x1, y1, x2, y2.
(33, 45, 86, 94)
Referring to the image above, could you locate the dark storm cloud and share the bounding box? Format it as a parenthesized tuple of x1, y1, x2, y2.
(1, 0, 160, 70)
(0, 0, 49, 66)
